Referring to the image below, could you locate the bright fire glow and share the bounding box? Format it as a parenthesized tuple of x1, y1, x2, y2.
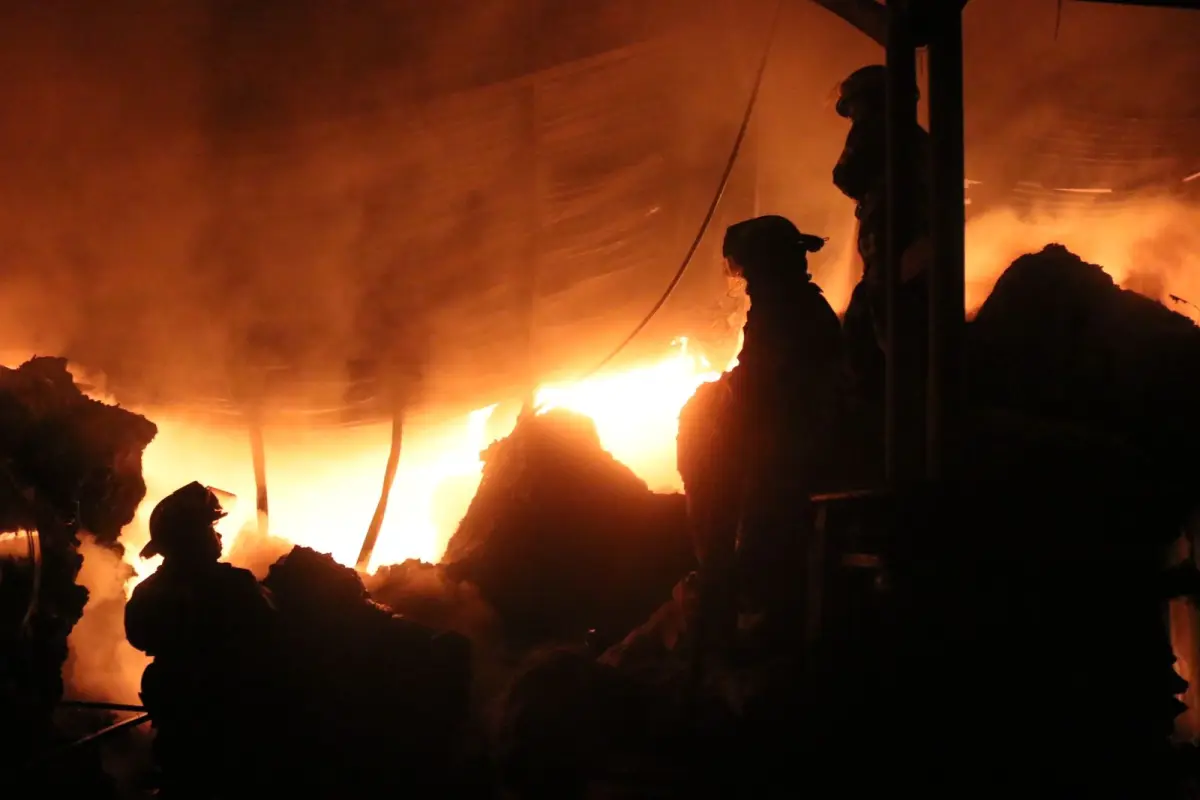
(120, 337, 734, 594)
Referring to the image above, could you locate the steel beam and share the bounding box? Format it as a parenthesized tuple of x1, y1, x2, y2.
(809, 0, 887, 45)
(924, 3, 966, 480)
(884, 0, 920, 486)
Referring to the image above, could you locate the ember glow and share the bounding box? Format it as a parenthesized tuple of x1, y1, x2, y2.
(120, 337, 733, 594)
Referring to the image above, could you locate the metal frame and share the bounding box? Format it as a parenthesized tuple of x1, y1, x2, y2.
(882, 0, 967, 485)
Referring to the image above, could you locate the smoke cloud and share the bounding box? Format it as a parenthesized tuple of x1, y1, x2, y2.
(0, 0, 779, 416)
(964, 197, 1200, 318)
(65, 535, 149, 704)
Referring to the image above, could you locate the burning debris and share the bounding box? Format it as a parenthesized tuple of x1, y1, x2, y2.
(440, 408, 695, 649)
(0, 357, 155, 775)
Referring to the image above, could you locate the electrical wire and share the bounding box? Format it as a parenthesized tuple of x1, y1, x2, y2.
(358, 3, 784, 568)
(578, 0, 786, 380)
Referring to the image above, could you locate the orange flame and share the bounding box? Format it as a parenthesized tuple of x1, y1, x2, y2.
(120, 337, 733, 593)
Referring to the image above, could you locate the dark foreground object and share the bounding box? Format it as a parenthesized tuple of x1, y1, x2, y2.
(263, 547, 474, 795)
(442, 409, 695, 648)
(0, 357, 155, 784)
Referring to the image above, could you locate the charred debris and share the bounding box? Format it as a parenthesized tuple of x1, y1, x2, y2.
(0, 357, 156, 791)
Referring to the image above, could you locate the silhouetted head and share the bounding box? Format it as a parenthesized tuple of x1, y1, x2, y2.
(835, 64, 917, 120)
(141, 481, 226, 564)
(722, 215, 825, 290)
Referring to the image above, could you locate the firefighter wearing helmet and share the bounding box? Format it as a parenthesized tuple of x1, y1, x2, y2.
(832, 64, 932, 474)
(125, 482, 280, 797)
(680, 215, 843, 656)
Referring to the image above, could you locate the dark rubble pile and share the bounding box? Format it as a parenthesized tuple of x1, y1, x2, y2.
(440, 408, 695, 649)
(262, 546, 473, 791)
(850, 245, 1200, 794)
(0, 357, 156, 771)
(0, 357, 156, 541)
(968, 243, 1200, 471)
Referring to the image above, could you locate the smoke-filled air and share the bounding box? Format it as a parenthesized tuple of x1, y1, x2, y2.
(3, 0, 1194, 710)
(2, 0, 1199, 793)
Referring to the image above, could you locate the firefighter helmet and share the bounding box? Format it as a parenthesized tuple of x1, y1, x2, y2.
(140, 481, 226, 559)
(835, 64, 918, 118)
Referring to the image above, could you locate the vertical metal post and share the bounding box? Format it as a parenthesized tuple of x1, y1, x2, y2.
(925, 4, 966, 480)
(248, 410, 269, 539)
(356, 401, 404, 572)
(884, 0, 919, 487)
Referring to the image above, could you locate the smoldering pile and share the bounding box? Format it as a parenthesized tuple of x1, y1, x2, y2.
(284, 408, 695, 667)
(367, 408, 694, 650)
(0, 357, 156, 777)
(968, 243, 1200, 471)
(266, 409, 697, 792)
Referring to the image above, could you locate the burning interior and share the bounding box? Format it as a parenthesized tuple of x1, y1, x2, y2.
(3, 0, 1200, 797)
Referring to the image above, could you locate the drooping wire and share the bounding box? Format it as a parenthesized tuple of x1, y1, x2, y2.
(358, 2, 785, 570)
(577, 0, 786, 380)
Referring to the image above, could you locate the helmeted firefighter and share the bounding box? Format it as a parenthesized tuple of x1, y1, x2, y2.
(833, 64, 932, 475)
(125, 482, 281, 798)
(678, 215, 843, 656)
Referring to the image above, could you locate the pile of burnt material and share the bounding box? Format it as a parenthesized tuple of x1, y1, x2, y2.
(437, 408, 695, 650)
(968, 243, 1200, 467)
(262, 547, 474, 793)
(0, 357, 156, 780)
(844, 245, 1200, 796)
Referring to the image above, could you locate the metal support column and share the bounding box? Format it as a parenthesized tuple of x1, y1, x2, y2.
(248, 408, 269, 539)
(925, 4, 966, 480)
(884, 0, 920, 487)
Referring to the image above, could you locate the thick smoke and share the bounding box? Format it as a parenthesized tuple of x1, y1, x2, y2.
(65, 536, 149, 704)
(964, 197, 1200, 318)
(0, 0, 776, 414)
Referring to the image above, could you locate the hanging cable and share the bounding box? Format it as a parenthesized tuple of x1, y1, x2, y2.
(578, 0, 785, 380)
(356, 397, 404, 572)
(357, 4, 784, 571)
